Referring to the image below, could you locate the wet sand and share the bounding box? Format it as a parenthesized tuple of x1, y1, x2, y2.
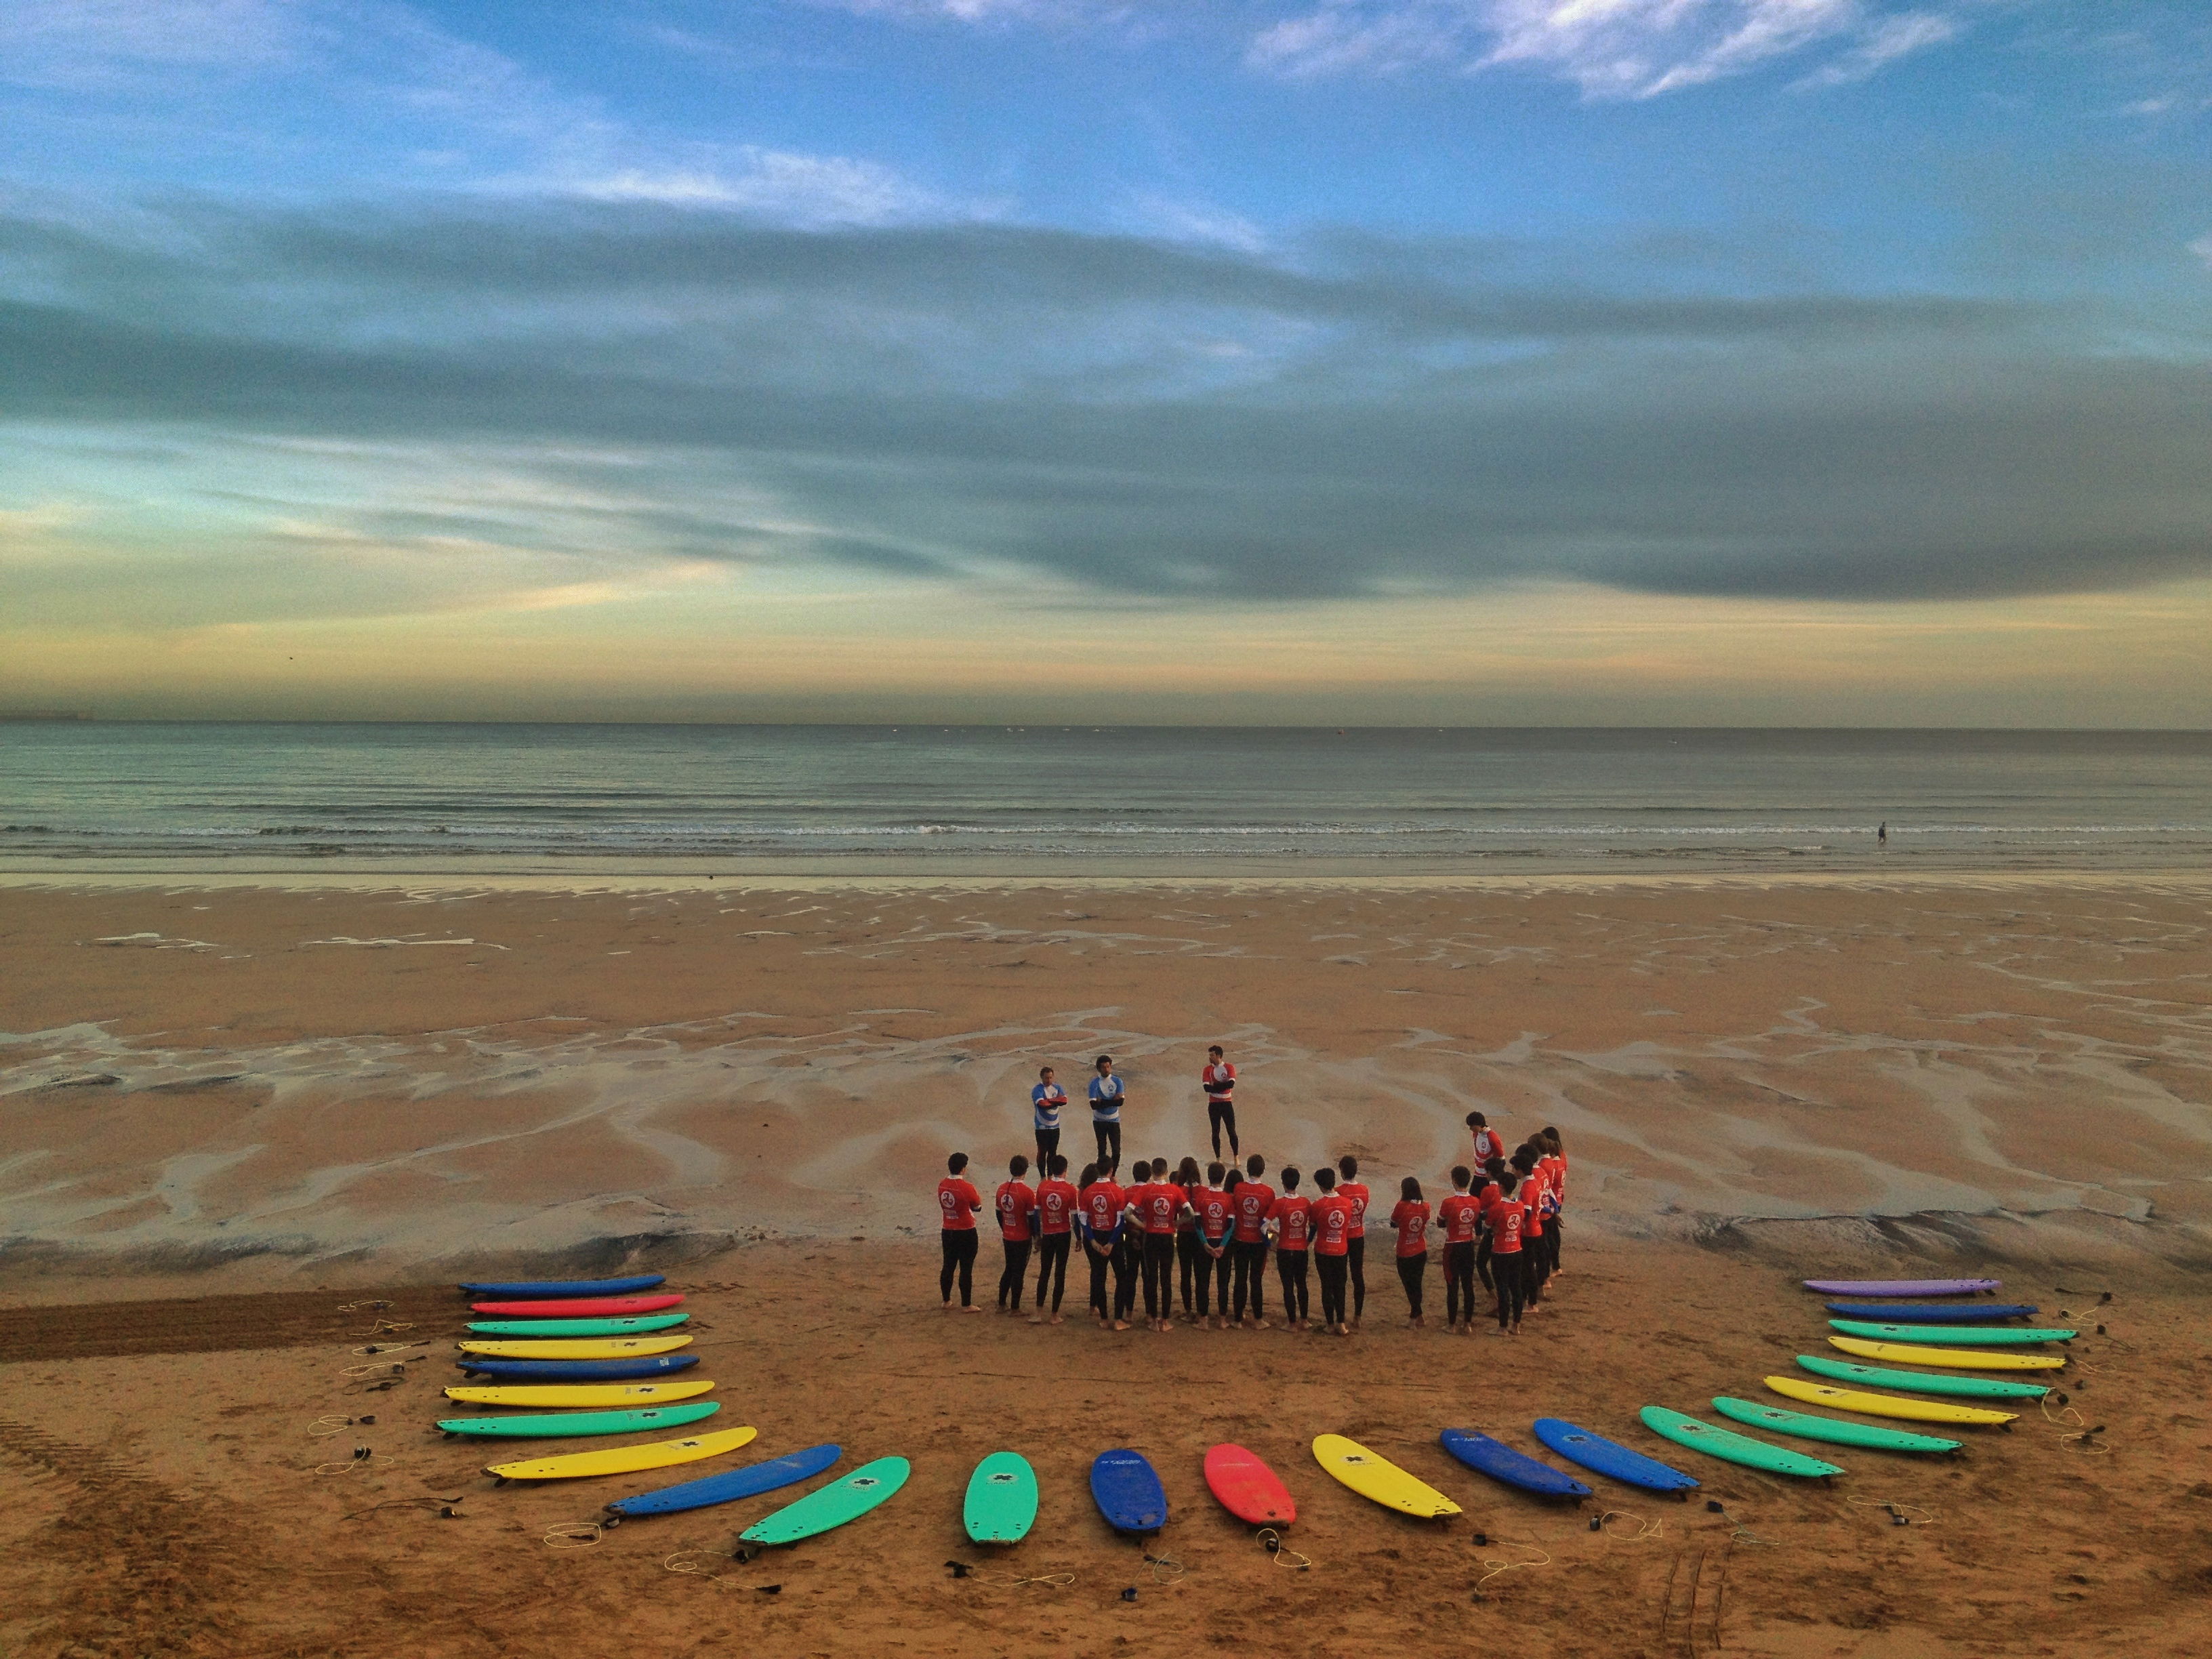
(3, 876, 2211, 1656)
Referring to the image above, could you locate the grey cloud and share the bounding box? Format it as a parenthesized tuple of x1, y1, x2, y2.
(2, 197, 2209, 605)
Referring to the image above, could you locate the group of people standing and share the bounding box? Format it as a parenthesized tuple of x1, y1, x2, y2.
(932, 1048, 1570, 1338)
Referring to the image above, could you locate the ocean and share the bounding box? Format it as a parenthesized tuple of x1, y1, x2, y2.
(3, 723, 2209, 874)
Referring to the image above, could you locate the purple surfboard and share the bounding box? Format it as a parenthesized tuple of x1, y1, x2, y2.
(1802, 1278, 1999, 1296)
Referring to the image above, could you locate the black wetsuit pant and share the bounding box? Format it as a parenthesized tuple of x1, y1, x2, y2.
(1193, 1242, 1229, 1317)
(1141, 1232, 1176, 1319)
(1443, 1241, 1477, 1325)
(1544, 1214, 1563, 1275)
(1231, 1238, 1268, 1320)
(1493, 1250, 1528, 1329)
(1525, 1229, 1547, 1301)
(1091, 1120, 1122, 1177)
(996, 1238, 1031, 1309)
(1475, 1235, 1494, 1292)
(1033, 1232, 1070, 1313)
(1113, 1232, 1141, 1319)
(1087, 1240, 1115, 1319)
(1397, 1252, 1427, 1319)
(1207, 1099, 1238, 1158)
(1315, 1252, 1349, 1328)
(1033, 1126, 1061, 1179)
(1176, 1229, 1200, 1315)
(940, 1228, 979, 1307)
(1347, 1235, 1367, 1321)
(1275, 1247, 1310, 1322)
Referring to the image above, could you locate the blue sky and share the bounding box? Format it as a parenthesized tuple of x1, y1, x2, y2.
(3, 1, 2210, 722)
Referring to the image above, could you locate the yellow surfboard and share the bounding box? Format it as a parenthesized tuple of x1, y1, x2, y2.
(443, 1381, 714, 1408)
(1765, 1375, 2017, 1426)
(486, 1424, 756, 1481)
(456, 1335, 693, 1361)
(1829, 1336, 2063, 1372)
(1311, 1434, 1460, 1519)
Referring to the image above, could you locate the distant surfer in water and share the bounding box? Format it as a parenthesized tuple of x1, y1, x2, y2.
(1202, 1045, 1238, 1160)
(1088, 1055, 1124, 1177)
(937, 1152, 984, 1313)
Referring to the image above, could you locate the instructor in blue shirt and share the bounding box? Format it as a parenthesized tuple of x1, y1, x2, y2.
(1088, 1054, 1124, 1179)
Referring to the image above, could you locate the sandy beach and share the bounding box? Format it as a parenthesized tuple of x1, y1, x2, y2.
(4, 875, 2211, 1656)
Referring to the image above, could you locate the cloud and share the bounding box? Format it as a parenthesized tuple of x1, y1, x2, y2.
(2, 196, 2209, 618)
(567, 149, 954, 226)
(0, 0, 303, 88)
(2192, 233, 2212, 271)
(1248, 1, 1967, 97)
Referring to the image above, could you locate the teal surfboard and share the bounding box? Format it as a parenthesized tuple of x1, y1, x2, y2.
(964, 1452, 1039, 1544)
(1828, 1319, 2074, 1347)
(1795, 1355, 2050, 1399)
(741, 1456, 910, 1547)
(1639, 1407, 1842, 1478)
(1711, 1397, 1959, 1454)
(437, 1401, 720, 1438)
(466, 1314, 691, 1338)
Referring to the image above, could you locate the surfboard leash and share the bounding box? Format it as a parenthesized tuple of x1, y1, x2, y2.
(1256, 1528, 1314, 1571)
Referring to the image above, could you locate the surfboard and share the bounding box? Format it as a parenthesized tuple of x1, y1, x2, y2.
(486, 1424, 756, 1481)
(1829, 1337, 2064, 1372)
(1311, 1434, 1460, 1518)
(438, 1402, 720, 1438)
(1712, 1396, 1961, 1452)
(469, 1295, 684, 1318)
(1822, 1303, 2036, 1323)
(606, 1443, 842, 1519)
(1090, 1449, 1168, 1534)
(455, 1355, 699, 1382)
(1795, 1355, 2049, 1399)
(459, 1274, 667, 1297)
(1637, 1408, 1843, 1478)
(1438, 1429, 1591, 1499)
(1803, 1279, 1999, 1296)
(1531, 1418, 1700, 1494)
(466, 1314, 690, 1337)
(443, 1380, 713, 1408)
(964, 1452, 1039, 1544)
(740, 1457, 911, 1546)
(1828, 1320, 2074, 1347)
(1767, 1375, 2019, 1425)
(1204, 1443, 1296, 1526)
(457, 1336, 693, 1361)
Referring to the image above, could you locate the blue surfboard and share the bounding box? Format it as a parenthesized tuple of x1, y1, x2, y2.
(1823, 1302, 2039, 1323)
(605, 1443, 842, 1519)
(457, 1273, 667, 1297)
(1090, 1449, 1167, 1534)
(1532, 1418, 1700, 1494)
(1440, 1429, 1591, 1499)
(454, 1354, 699, 1382)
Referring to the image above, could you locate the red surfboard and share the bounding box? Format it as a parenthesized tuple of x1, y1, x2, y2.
(1204, 1443, 1296, 1526)
(468, 1294, 685, 1318)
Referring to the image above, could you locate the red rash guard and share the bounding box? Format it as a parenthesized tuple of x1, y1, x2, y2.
(1438, 1192, 1482, 1244)
(1389, 1199, 1431, 1257)
(1194, 1187, 1234, 1245)
(1034, 1178, 1078, 1235)
(1338, 1181, 1371, 1234)
(1079, 1180, 1125, 1237)
(1483, 1193, 1526, 1254)
(1233, 1182, 1275, 1244)
(994, 1180, 1036, 1242)
(1139, 1183, 1187, 1235)
(937, 1176, 983, 1231)
(1267, 1193, 1312, 1250)
(1311, 1193, 1355, 1256)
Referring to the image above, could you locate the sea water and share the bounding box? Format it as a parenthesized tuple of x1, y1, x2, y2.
(3, 723, 2209, 873)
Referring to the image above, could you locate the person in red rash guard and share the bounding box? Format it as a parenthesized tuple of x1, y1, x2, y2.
(1078, 1163, 1129, 1330)
(1308, 1166, 1356, 1337)
(1387, 1175, 1433, 1328)
(1231, 1153, 1275, 1329)
(1266, 1167, 1313, 1330)
(1436, 1166, 1483, 1334)
(1029, 1153, 1078, 1325)
(1334, 1156, 1372, 1330)
(937, 1151, 985, 1313)
(1134, 1163, 1188, 1332)
(992, 1154, 1037, 1315)
(1483, 1169, 1529, 1334)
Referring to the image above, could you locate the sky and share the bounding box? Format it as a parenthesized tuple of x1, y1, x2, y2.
(2, 0, 2209, 725)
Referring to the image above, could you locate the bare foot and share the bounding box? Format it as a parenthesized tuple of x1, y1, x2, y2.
(963, 1305, 985, 1315)
(1027, 1313, 1044, 1325)
(1050, 1314, 1065, 1326)
(1112, 1319, 1130, 1332)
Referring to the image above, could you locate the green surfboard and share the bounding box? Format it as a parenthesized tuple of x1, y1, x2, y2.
(1828, 1319, 2074, 1346)
(1795, 1354, 2050, 1399)
(964, 1451, 1038, 1544)
(1712, 1397, 1959, 1454)
(1639, 1407, 1842, 1478)
(466, 1313, 691, 1338)
(741, 1456, 911, 1547)
(437, 1401, 720, 1438)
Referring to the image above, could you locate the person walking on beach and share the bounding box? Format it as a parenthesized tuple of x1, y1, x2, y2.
(1202, 1046, 1239, 1160)
(1088, 1055, 1124, 1177)
(1078, 1161, 1130, 1331)
(994, 1155, 1036, 1315)
(1230, 1153, 1274, 1329)
(1031, 1153, 1078, 1324)
(1467, 1111, 1505, 1170)
(1389, 1175, 1432, 1328)
(1335, 1156, 1371, 1330)
(1309, 1166, 1355, 1337)
(1268, 1167, 1312, 1331)
(1031, 1066, 1067, 1179)
(1437, 1167, 1481, 1334)
(937, 1152, 985, 1313)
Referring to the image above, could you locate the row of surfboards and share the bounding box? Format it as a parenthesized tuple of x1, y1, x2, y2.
(1626, 1275, 2070, 1479)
